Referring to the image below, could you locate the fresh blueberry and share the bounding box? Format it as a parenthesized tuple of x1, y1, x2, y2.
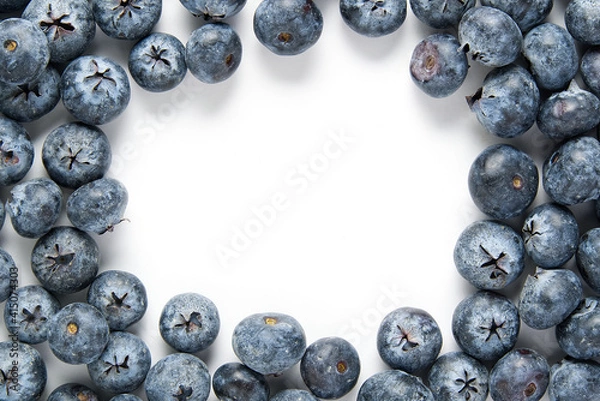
(300, 336, 361, 399)
(0, 201, 4, 231)
(0, 115, 34, 186)
(489, 348, 550, 401)
(479, 0, 553, 32)
(0, 0, 29, 12)
(466, 64, 540, 138)
(109, 395, 143, 401)
(159, 292, 220, 353)
(60, 55, 131, 125)
(409, 33, 469, 98)
(576, 227, 600, 293)
(179, 0, 247, 19)
(231, 311, 306, 375)
(409, 0, 475, 29)
(31, 226, 100, 294)
(427, 351, 489, 401)
(270, 389, 319, 401)
(565, 0, 600, 46)
(548, 357, 600, 401)
(253, 0, 323, 56)
(87, 269, 148, 330)
(47, 383, 99, 401)
(91, 0, 162, 41)
(452, 290, 520, 361)
(128, 32, 187, 92)
(468, 143, 539, 219)
(0, 248, 16, 303)
(339, 0, 407, 37)
(454, 219, 525, 290)
(356, 369, 435, 401)
(145, 352, 211, 401)
(555, 296, 600, 360)
(46, 301, 110, 365)
(212, 362, 270, 401)
(0, 341, 47, 401)
(186, 22, 242, 84)
(581, 46, 600, 97)
(5, 177, 63, 239)
(66, 177, 129, 234)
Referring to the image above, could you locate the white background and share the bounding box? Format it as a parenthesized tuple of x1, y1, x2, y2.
(1, 0, 598, 400)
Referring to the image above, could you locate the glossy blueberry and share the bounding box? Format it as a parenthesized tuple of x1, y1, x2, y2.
(254, 0, 323, 56)
(427, 351, 489, 401)
(548, 358, 600, 401)
(377, 306, 442, 374)
(542, 135, 600, 205)
(60, 55, 131, 125)
(577, 228, 600, 293)
(87, 330, 152, 394)
(91, 0, 162, 41)
(145, 353, 211, 401)
(454, 219, 525, 290)
(409, 0, 475, 29)
(339, 0, 407, 37)
(128, 32, 187, 92)
(3, 284, 60, 344)
(356, 369, 435, 401)
(556, 296, 600, 360)
(5, 177, 62, 239)
(300, 336, 361, 399)
(0, 248, 16, 303)
(581, 46, 600, 97)
(109, 395, 143, 401)
(232, 311, 306, 375)
(87, 269, 148, 330)
(479, 0, 553, 32)
(0, 0, 29, 12)
(271, 389, 319, 401)
(179, 0, 247, 19)
(468, 143, 539, 219)
(159, 292, 220, 353)
(22, 0, 96, 64)
(452, 290, 520, 361)
(565, 0, 600, 46)
(0, 341, 47, 401)
(31, 226, 100, 294)
(0, 18, 50, 85)
(409, 33, 469, 98)
(186, 22, 242, 84)
(47, 383, 99, 401)
(212, 362, 270, 401)
(66, 177, 129, 234)
(467, 64, 540, 138)
(47, 301, 110, 365)
(489, 348, 550, 401)
(0, 115, 34, 186)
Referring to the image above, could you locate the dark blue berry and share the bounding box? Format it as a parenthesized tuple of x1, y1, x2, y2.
(0, 341, 47, 401)
(548, 357, 600, 401)
(47, 383, 99, 401)
(565, 0, 600, 46)
(576, 227, 600, 294)
(0, 116, 34, 186)
(427, 351, 489, 401)
(410, 0, 475, 29)
(340, 0, 407, 37)
(489, 348, 550, 401)
(0, 248, 16, 303)
(356, 369, 435, 401)
(556, 297, 600, 360)
(144, 353, 211, 401)
(480, 0, 553, 32)
(179, 0, 247, 19)
(212, 362, 270, 401)
(91, 0, 162, 41)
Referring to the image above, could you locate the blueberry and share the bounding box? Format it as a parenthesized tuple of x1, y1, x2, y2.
(468, 143, 539, 219)
(339, 0, 407, 37)
(31, 226, 100, 294)
(253, 0, 323, 56)
(576, 228, 600, 294)
(128, 32, 187, 92)
(0, 248, 16, 303)
(5, 177, 63, 239)
(0, 201, 4, 231)
(231, 311, 306, 375)
(109, 395, 144, 401)
(409, 33, 469, 98)
(212, 362, 270, 401)
(66, 177, 129, 234)
(356, 369, 435, 401)
(0, 115, 34, 186)
(466, 64, 540, 138)
(409, 0, 475, 30)
(427, 351, 489, 401)
(270, 389, 319, 401)
(489, 348, 550, 401)
(452, 290, 520, 361)
(0, 341, 47, 401)
(179, 0, 247, 19)
(565, 0, 600, 46)
(91, 0, 162, 41)
(145, 353, 211, 401)
(46, 301, 110, 365)
(300, 336, 361, 399)
(60, 55, 131, 125)
(479, 0, 553, 32)
(3, 284, 60, 344)
(548, 357, 600, 401)
(581, 46, 600, 98)
(87, 269, 148, 330)
(47, 383, 99, 401)
(555, 296, 600, 360)
(186, 22, 242, 84)
(454, 219, 525, 290)
(159, 292, 220, 353)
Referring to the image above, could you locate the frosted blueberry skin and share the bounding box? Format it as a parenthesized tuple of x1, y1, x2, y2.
(300, 336, 361, 399)
(60, 55, 131, 125)
(0, 341, 47, 401)
(87, 269, 148, 330)
(186, 22, 242, 84)
(489, 348, 550, 401)
(457, 6, 522, 68)
(179, 0, 247, 19)
(129, 32, 187, 92)
(0, 116, 34, 186)
(271, 389, 319, 401)
(556, 296, 600, 360)
(577, 228, 600, 293)
(427, 351, 489, 401)
(452, 290, 520, 361)
(565, 0, 600, 46)
(521, 203, 579, 269)
(409, 0, 475, 29)
(467, 64, 540, 138)
(454, 220, 525, 290)
(253, 0, 323, 56)
(542, 135, 600, 205)
(145, 353, 211, 401)
(480, 0, 553, 32)
(212, 362, 270, 401)
(0, 248, 16, 303)
(581, 46, 600, 97)
(109, 395, 143, 401)
(340, 0, 407, 37)
(356, 369, 435, 401)
(410, 33, 468, 98)
(468, 143, 539, 220)
(47, 383, 99, 401)
(22, 0, 96, 64)
(548, 358, 600, 401)
(91, 0, 161, 41)
(6, 177, 63, 239)
(3, 284, 60, 344)
(159, 292, 220, 353)
(232, 311, 306, 375)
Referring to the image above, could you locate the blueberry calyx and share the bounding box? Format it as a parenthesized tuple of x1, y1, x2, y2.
(479, 245, 508, 280)
(45, 244, 75, 276)
(174, 312, 203, 332)
(3, 40, 17, 52)
(85, 59, 117, 91)
(480, 318, 504, 342)
(393, 325, 419, 351)
(108, 292, 131, 310)
(113, 0, 142, 19)
(21, 305, 47, 329)
(40, 5, 75, 41)
(456, 370, 479, 399)
(104, 355, 130, 375)
(173, 384, 194, 400)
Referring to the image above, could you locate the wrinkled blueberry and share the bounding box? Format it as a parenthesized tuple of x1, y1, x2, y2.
(91, 0, 162, 41)
(340, 0, 407, 37)
(212, 362, 270, 401)
(145, 353, 211, 401)
(0, 341, 47, 401)
(556, 296, 600, 360)
(410, 0, 475, 29)
(0, 116, 34, 186)
(427, 351, 489, 401)
(548, 357, 600, 401)
(489, 348, 550, 401)
(356, 369, 435, 401)
(576, 227, 600, 294)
